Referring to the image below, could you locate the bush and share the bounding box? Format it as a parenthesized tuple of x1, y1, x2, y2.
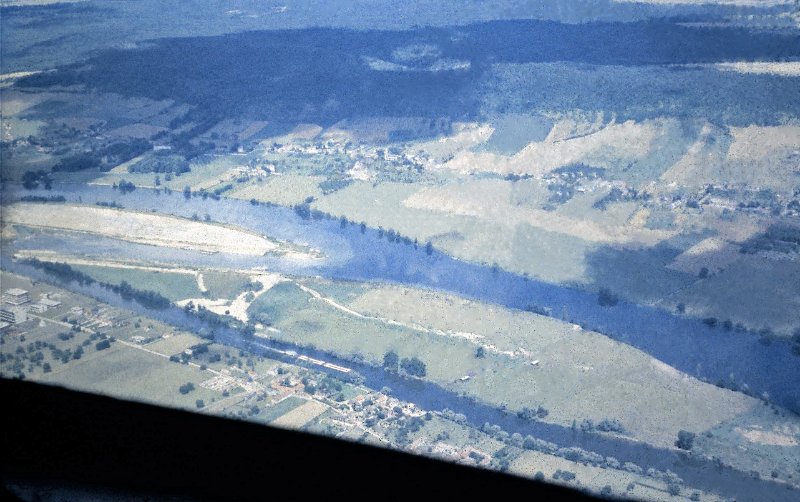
(596, 419, 625, 433)
(383, 351, 399, 371)
(21, 170, 52, 190)
(128, 154, 190, 174)
(20, 195, 65, 203)
(675, 430, 695, 450)
(517, 406, 549, 421)
(400, 357, 426, 377)
(553, 470, 576, 481)
(95, 340, 111, 351)
(179, 382, 195, 395)
(23, 258, 95, 286)
(105, 281, 170, 310)
(52, 153, 101, 172)
(117, 180, 136, 194)
(293, 203, 311, 219)
(597, 288, 619, 307)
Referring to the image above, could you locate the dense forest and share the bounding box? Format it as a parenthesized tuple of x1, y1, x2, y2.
(16, 19, 800, 127)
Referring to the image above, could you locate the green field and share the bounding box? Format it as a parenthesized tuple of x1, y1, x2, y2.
(410, 414, 505, 455)
(310, 180, 605, 285)
(227, 174, 324, 206)
(93, 154, 250, 191)
(247, 277, 757, 448)
(35, 342, 221, 410)
(296, 277, 370, 307)
(146, 332, 206, 356)
(70, 264, 202, 301)
(271, 399, 328, 429)
(259, 395, 307, 423)
(510, 450, 686, 502)
(0, 146, 57, 181)
(693, 403, 800, 483)
(202, 271, 251, 300)
(247, 282, 310, 324)
(670, 254, 800, 336)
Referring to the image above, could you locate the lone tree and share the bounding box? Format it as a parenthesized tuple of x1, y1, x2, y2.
(475, 346, 486, 358)
(383, 351, 399, 372)
(516, 406, 548, 422)
(400, 357, 426, 377)
(118, 180, 136, 194)
(675, 430, 695, 450)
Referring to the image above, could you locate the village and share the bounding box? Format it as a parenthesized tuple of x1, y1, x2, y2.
(0, 272, 495, 469)
(1, 269, 724, 500)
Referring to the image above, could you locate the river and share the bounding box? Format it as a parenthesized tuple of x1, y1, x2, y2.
(2, 183, 799, 500)
(3, 258, 796, 501)
(3, 184, 798, 411)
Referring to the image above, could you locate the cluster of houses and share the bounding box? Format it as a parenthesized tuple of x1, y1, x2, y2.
(265, 138, 429, 174)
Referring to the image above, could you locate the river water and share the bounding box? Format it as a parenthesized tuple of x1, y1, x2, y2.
(2, 184, 799, 500)
(4, 184, 798, 410)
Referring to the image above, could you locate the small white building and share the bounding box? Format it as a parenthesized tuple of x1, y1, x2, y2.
(28, 303, 48, 313)
(39, 297, 62, 308)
